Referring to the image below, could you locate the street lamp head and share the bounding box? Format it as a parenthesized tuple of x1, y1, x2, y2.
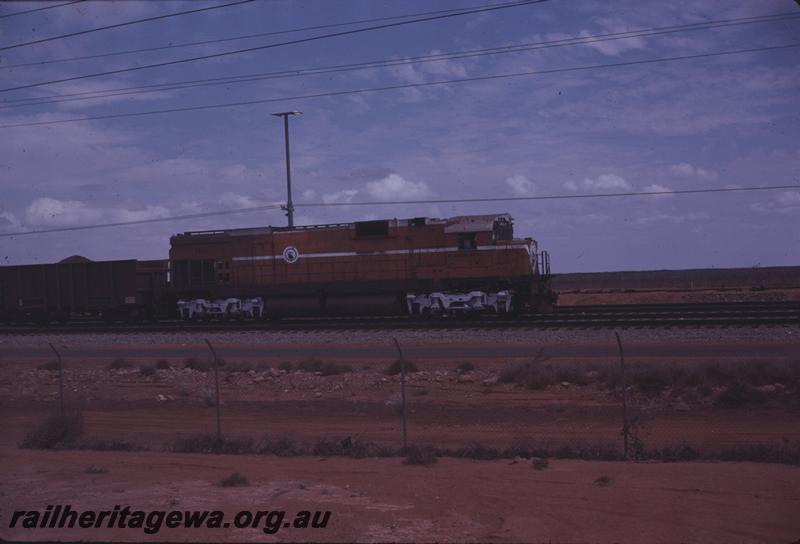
(271, 111, 303, 117)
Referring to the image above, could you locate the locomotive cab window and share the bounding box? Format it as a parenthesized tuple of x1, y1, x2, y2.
(458, 233, 477, 250)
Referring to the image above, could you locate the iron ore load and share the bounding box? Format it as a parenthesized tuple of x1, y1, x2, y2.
(170, 213, 552, 320)
(0, 213, 553, 323)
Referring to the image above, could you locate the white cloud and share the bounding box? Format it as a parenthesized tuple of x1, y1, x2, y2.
(112, 205, 170, 222)
(178, 202, 203, 214)
(219, 193, 260, 208)
(364, 174, 431, 201)
(389, 51, 469, 84)
(322, 189, 358, 204)
(0, 211, 21, 232)
(301, 189, 317, 201)
(778, 190, 800, 206)
(751, 190, 800, 214)
(635, 211, 709, 225)
(578, 29, 647, 56)
(505, 175, 536, 196)
(576, 174, 632, 192)
(21, 198, 171, 229)
(642, 184, 674, 198)
(25, 197, 103, 227)
(669, 163, 718, 180)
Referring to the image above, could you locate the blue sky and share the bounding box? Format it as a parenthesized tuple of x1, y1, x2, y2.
(0, 0, 798, 271)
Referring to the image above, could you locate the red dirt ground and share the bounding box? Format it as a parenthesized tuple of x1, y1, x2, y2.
(2, 333, 799, 542)
(2, 449, 799, 542)
(557, 287, 800, 305)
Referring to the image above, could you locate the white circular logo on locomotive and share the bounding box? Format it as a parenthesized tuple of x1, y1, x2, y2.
(282, 246, 300, 263)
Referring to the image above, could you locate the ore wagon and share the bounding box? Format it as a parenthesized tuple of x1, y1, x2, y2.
(0, 257, 167, 324)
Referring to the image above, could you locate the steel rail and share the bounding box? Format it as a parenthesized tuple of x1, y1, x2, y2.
(1, 301, 798, 334)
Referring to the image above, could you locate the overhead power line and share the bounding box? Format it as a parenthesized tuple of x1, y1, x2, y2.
(0, 0, 255, 53)
(3, 12, 799, 110)
(0, 0, 547, 94)
(0, 204, 283, 238)
(296, 185, 800, 208)
(0, 0, 84, 19)
(1, 185, 796, 238)
(2, 41, 797, 129)
(0, 0, 550, 69)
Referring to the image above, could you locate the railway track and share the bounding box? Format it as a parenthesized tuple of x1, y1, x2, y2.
(0, 301, 798, 334)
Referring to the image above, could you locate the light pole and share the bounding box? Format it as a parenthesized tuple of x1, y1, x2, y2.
(272, 110, 302, 228)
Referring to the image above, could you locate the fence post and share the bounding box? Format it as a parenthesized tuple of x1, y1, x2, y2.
(392, 337, 408, 453)
(204, 339, 223, 449)
(614, 331, 629, 460)
(47, 342, 64, 417)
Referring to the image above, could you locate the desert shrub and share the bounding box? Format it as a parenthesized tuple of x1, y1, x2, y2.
(593, 475, 612, 486)
(554, 363, 590, 386)
(731, 360, 797, 387)
(499, 361, 556, 390)
(626, 360, 800, 394)
(713, 442, 800, 464)
(77, 438, 144, 451)
(278, 361, 293, 372)
(311, 437, 393, 458)
(107, 358, 132, 370)
(295, 359, 352, 375)
(219, 472, 249, 487)
(385, 359, 419, 375)
(648, 444, 700, 462)
(258, 436, 300, 457)
(403, 445, 438, 465)
(716, 381, 766, 408)
(628, 364, 674, 395)
(225, 361, 253, 373)
(85, 464, 108, 474)
(456, 362, 475, 373)
(37, 360, 61, 371)
(19, 412, 84, 449)
(184, 358, 211, 372)
(155, 359, 171, 370)
(172, 433, 255, 454)
(450, 443, 503, 460)
(297, 358, 324, 373)
(531, 457, 549, 470)
(553, 444, 623, 461)
(320, 362, 353, 376)
(138, 364, 156, 377)
(590, 364, 620, 388)
(312, 437, 353, 457)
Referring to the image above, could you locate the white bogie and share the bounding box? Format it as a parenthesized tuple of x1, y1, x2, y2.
(177, 297, 264, 320)
(406, 290, 513, 315)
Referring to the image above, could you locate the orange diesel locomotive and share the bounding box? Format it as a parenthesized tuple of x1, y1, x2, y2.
(170, 213, 552, 319)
